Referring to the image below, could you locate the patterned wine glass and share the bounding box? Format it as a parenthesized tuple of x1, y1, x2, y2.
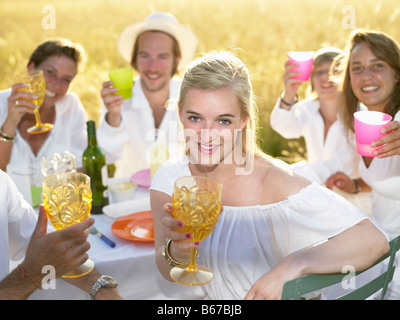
(171, 176, 222, 286)
(14, 69, 53, 134)
(42, 172, 94, 278)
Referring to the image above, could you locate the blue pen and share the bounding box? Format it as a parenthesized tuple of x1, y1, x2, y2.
(89, 226, 116, 248)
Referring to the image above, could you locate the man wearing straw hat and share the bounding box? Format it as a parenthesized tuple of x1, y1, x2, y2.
(97, 12, 198, 178)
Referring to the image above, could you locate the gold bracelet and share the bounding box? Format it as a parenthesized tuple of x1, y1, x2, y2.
(0, 126, 15, 142)
(161, 238, 187, 267)
(0, 133, 14, 142)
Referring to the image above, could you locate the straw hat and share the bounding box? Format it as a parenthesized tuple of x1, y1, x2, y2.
(117, 12, 198, 70)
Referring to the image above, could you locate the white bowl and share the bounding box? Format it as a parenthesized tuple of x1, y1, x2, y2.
(109, 182, 137, 203)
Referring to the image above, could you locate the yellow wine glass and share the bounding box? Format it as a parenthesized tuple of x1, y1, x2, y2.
(171, 176, 222, 286)
(42, 172, 94, 278)
(14, 69, 53, 134)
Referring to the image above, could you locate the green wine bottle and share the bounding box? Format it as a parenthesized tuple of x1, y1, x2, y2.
(82, 120, 109, 214)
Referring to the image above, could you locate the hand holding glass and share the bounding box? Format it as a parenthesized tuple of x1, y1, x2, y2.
(354, 111, 392, 157)
(287, 51, 314, 81)
(14, 69, 53, 134)
(42, 172, 94, 278)
(171, 176, 222, 286)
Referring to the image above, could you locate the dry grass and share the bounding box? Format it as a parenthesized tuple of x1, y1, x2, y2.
(1, 0, 399, 161)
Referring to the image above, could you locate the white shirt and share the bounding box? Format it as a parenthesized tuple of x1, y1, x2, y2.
(0, 170, 37, 282)
(0, 89, 88, 186)
(270, 98, 358, 183)
(97, 77, 183, 178)
(150, 157, 370, 300)
(352, 110, 400, 300)
(359, 110, 400, 240)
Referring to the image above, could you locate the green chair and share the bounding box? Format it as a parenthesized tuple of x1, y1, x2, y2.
(281, 235, 400, 300)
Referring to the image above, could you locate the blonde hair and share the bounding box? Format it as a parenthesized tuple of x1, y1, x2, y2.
(178, 51, 264, 167)
(309, 47, 342, 94)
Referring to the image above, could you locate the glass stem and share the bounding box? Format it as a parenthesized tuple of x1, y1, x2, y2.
(34, 109, 42, 127)
(187, 248, 198, 273)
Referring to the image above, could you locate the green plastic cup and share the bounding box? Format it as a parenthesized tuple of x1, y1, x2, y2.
(108, 68, 133, 99)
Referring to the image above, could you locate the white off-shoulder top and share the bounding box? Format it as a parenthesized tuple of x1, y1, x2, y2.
(150, 157, 370, 300)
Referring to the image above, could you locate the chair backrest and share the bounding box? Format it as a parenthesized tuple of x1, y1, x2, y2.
(281, 235, 400, 300)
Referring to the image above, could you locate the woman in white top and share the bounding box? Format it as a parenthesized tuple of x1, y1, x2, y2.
(270, 47, 359, 184)
(325, 30, 400, 299)
(150, 51, 389, 300)
(0, 39, 88, 187)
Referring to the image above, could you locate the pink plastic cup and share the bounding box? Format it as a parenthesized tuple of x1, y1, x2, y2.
(354, 111, 392, 157)
(288, 51, 314, 81)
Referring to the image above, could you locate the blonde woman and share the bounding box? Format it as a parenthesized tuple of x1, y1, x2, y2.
(150, 51, 388, 300)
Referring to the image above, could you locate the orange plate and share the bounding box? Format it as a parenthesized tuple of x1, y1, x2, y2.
(111, 211, 154, 242)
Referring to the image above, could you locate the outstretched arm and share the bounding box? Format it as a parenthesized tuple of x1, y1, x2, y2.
(245, 219, 389, 300)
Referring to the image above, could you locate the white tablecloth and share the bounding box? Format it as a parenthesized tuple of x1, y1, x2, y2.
(29, 182, 206, 300)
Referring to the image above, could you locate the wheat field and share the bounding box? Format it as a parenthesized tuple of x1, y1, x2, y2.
(1, 0, 399, 161)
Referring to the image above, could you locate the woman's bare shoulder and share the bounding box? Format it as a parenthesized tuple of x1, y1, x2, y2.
(255, 156, 311, 199)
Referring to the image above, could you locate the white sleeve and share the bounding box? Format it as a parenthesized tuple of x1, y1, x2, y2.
(292, 136, 359, 184)
(286, 183, 378, 254)
(270, 98, 307, 139)
(149, 162, 176, 196)
(3, 172, 37, 261)
(0, 89, 11, 124)
(68, 93, 88, 168)
(96, 100, 129, 164)
(150, 158, 190, 196)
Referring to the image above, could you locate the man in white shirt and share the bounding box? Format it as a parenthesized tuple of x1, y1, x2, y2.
(97, 12, 198, 177)
(0, 170, 121, 300)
